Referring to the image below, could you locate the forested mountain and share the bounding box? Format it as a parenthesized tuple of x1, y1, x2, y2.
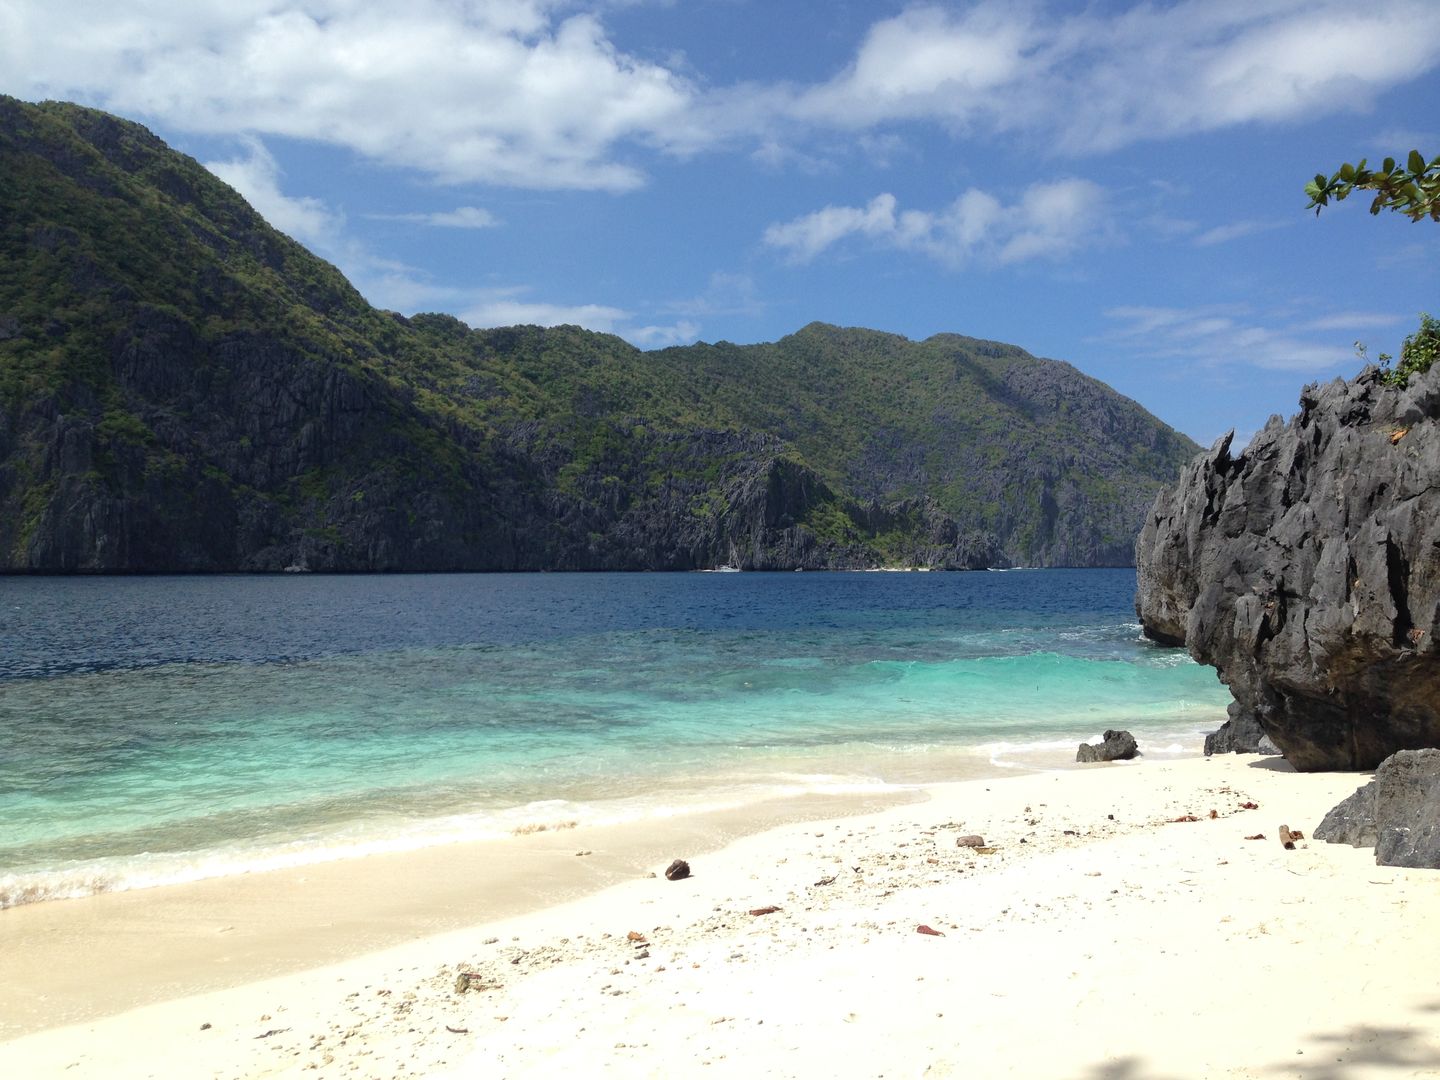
(0, 97, 1198, 572)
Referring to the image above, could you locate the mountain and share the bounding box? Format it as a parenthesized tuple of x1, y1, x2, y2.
(0, 97, 1199, 572)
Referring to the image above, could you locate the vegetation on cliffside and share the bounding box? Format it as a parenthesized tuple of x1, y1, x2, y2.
(0, 96, 1198, 572)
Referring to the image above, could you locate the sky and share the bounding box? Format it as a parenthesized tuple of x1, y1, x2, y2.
(4, 0, 1439, 446)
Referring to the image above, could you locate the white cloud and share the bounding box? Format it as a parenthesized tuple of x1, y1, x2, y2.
(793, 4, 1033, 129)
(1102, 304, 1359, 371)
(626, 320, 701, 348)
(457, 286, 695, 347)
(199, 136, 688, 345)
(459, 290, 631, 332)
(1191, 219, 1290, 247)
(370, 207, 501, 229)
(763, 180, 1108, 267)
(205, 136, 343, 247)
(786, 0, 1440, 154)
(1307, 311, 1407, 331)
(4, 0, 696, 191)
(763, 194, 902, 263)
(205, 136, 430, 308)
(6, 2, 1438, 192)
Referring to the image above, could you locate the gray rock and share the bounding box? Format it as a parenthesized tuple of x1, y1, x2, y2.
(1204, 707, 1271, 755)
(1316, 749, 1440, 867)
(1315, 780, 1378, 848)
(1135, 365, 1440, 771)
(1374, 749, 1440, 868)
(1076, 729, 1139, 763)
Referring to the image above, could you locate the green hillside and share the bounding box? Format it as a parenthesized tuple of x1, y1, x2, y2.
(0, 96, 1198, 572)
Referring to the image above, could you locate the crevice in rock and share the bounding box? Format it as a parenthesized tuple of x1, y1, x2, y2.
(1387, 536, 1414, 649)
(1254, 595, 1282, 654)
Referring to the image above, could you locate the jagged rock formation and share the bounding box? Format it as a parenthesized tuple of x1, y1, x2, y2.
(0, 96, 1196, 572)
(1136, 364, 1440, 770)
(1076, 729, 1139, 763)
(1316, 749, 1440, 867)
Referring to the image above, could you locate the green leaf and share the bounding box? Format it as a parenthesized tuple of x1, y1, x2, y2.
(1383, 157, 1397, 173)
(1339, 162, 1355, 182)
(1409, 149, 1426, 174)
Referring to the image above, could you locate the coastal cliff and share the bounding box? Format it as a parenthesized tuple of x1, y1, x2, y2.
(1136, 364, 1440, 770)
(1, 96, 1197, 572)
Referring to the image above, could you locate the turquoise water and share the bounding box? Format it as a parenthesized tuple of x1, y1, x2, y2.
(0, 570, 1228, 907)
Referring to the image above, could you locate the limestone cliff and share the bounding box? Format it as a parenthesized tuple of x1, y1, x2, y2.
(1, 96, 1193, 572)
(1136, 365, 1440, 770)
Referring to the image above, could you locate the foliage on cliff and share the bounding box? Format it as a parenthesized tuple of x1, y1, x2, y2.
(0, 96, 1198, 571)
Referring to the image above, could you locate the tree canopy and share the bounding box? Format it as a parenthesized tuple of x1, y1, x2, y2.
(1305, 150, 1440, 222)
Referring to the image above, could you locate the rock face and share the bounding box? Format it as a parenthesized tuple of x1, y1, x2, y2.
(1316, 749, 1440, 867)
(1076, 729, 1139, 763)
(1136, 365, 1440, 771)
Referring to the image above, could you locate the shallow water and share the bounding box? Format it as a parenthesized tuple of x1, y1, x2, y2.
(0, 569, 1228, 906)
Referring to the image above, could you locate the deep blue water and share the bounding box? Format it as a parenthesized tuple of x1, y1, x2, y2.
(0, 570, 1228, 907)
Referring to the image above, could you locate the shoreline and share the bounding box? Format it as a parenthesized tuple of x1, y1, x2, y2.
(0, 786, 924, 1038)
(0, 732, 1213, 912)
(6, 754, 1438, 1078)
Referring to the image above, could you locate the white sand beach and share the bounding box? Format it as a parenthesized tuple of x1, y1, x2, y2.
(3, 754, 1437, 1079)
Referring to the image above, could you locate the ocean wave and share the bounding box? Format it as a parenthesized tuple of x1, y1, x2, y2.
(0, 772, 908, 910)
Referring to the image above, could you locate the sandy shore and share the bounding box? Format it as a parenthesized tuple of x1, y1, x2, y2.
(4, 754, 1439, 1079)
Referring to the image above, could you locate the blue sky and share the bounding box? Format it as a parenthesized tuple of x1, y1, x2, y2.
(5, 0, 1439, 446)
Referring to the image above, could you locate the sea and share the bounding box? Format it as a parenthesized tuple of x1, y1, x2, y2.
(0, 569, 1229, 910)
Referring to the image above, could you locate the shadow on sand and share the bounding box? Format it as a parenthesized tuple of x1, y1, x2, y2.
(1072, 1016, 1440, 1079)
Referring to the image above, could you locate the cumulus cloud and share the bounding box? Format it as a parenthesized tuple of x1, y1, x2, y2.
(4, 0, 696, 191)
(625, 320, 701, 348)
(787, 0, 1440, 153)
(763, 180, 1108, 267)
(5, 2, 1438, 191)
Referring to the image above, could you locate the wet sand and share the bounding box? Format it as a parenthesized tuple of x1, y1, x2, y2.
(5, 756, 1438, 1079)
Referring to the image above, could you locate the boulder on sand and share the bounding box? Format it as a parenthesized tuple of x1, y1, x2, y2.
(1316, 749, 1440, 868)
(1076, 730, 1139, 763)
